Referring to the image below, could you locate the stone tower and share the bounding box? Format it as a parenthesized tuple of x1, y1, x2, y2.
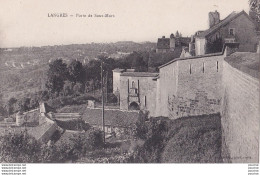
(208, 10, 220, 28)
(170, 33, 175, 51)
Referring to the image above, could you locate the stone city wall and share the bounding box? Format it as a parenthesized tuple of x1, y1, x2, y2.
(221, 61, 259, 163)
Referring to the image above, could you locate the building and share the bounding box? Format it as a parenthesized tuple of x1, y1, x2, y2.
(191, 10, 258, 55)
(156, 34, 190, 53)
(112, 68, 125, 94)
(156, 35, 174, 53)
(120, 72, 158, 116)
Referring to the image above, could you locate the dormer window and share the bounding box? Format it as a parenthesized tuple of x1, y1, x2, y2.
(229, 28, 235, 36)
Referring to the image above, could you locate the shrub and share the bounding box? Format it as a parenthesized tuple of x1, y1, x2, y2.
(107, 93, 118, 103)
(0, 131, 81, 163)
(0, 131, 41, 163)
(88, 129, 104, 150)
(55, 119, 91, 131)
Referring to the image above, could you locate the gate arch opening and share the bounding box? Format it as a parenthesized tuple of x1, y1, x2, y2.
(129, 102, 140, 110)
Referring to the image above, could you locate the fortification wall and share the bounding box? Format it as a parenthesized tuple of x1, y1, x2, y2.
(221, 61, 259, 163)
(158, 54, 224, 119)
(174, 55, 224, 119)
(156, 62, 178, 117)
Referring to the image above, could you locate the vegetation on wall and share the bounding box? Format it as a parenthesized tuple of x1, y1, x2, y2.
(249, 0, 260, 30)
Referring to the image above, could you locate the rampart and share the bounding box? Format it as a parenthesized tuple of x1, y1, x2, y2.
(221, 60, 259, 163)
(157, 53, 224, 119)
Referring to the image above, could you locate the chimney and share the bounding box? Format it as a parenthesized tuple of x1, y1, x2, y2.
(208, 10, 220, 28)
(162, 36, 165, 38)
(224, 42, 239, 56)
(170, 33, 175, 50)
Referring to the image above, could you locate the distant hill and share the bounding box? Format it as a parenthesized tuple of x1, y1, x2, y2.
(0, 42, 156, 102)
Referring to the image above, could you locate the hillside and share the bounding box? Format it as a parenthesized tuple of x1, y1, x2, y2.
(162, 113, 222, 163)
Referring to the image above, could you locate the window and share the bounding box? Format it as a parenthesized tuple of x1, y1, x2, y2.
(217, 61, 219, 72)
(189, 64, 192, 74)
(144, 96, 147, 107)
(132, 81, 135, 88)
(229, 28, 235, 36)
(203, 62, 205, 73)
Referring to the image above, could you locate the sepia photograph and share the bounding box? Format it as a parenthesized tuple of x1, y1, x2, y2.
(0, 0, 259, 171)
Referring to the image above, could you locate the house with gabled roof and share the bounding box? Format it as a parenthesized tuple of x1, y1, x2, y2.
(156, 34, 190, 54)
(192, 10, 258, 55)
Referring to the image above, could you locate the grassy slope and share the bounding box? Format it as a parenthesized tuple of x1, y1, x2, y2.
(162, 113, 222, 163)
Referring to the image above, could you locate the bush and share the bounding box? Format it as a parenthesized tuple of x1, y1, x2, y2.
(88, 129, 104, 150)
(46, 94, 98, 110)
(0, 131, 80, 163)
(107, 93, 118, 103)
(129, 116, 170, 163)
(0, 131, 41, 163)
(73, 94, 98, 105)
(55, 119, 91, 131)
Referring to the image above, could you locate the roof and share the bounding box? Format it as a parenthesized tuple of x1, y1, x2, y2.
(157, 38, 170, 49)
(27, 119, 57, 141)
(196, 10, 251, 38)
(81, 108, 140, 128)
(224, 52, 260, 79)
(120, 72, 159, 77)
(112, 68, 125, 72)
(55, 130, 87, 146)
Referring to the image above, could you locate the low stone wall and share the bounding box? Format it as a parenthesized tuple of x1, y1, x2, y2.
(221, 61, 259, 163)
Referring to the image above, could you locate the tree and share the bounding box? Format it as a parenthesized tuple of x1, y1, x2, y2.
(17, 98, 31, 112)
(38, 90, 50, 101)
(175, 30, 180, 38)
(73, 83, 84, 96)
(6, 97, 17, 116)
(249, 0, 260, 30)
(63, 81, 73, 96)
(206, 37, 223, 54)
(29, 95, 39, 109)
(68, 60, 86, 84)
(132, 111, 149, 140)
(128, 52, 147, 72)
(87, 129, 104, 150)
(46, 59, 68, 95)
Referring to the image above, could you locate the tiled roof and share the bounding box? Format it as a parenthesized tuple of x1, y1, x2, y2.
(196, 11, 249, 38)
(157, 38, 170, 49)
(27, 119, 57, 141)
(81, 108, 140, 128)
(224, 52, 260, 79)
(120, 72, 159, 77)
(55, 130, 87, 146)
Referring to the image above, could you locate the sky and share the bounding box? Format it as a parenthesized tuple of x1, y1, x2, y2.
(0, 0, 250, 48)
